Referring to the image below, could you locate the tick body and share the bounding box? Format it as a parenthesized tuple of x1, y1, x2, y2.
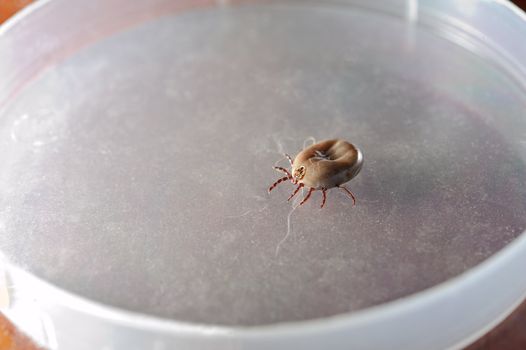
(269, 139, 363, 208)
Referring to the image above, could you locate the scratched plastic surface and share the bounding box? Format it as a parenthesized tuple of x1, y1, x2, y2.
(1, 2, 526, 327)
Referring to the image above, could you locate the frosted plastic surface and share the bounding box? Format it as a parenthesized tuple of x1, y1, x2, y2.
(1, 3, 526, 326)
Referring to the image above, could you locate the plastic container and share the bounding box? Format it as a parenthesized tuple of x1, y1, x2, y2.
(0, 0, 526, 349)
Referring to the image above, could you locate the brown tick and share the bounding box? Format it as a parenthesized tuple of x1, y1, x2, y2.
(268, 139, 363, 208)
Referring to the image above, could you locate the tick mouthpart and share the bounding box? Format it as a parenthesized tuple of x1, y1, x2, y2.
(293, 166, 306, 181)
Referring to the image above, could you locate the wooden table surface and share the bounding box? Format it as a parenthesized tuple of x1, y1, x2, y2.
(1, 1, 525, 349)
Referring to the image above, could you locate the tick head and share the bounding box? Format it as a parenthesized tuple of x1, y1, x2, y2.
(293, 165, 306, 183)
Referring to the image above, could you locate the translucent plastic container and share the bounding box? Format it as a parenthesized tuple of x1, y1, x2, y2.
(1, 0, 526, 349)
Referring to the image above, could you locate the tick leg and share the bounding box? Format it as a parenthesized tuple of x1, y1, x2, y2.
(339, 185, 356, 205)
(320, 188, 327, 208)
(273, 166, 292, 179)
(268, 176, 290, 193)
(299, 188, 314, 206)
(285, 153, 293, 166)
(287, 183, 304, 201)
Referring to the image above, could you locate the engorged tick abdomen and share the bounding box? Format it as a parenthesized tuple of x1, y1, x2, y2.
(293, 139, 363, 189)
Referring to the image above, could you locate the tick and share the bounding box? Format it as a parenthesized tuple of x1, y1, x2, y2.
(268, 139, 363, 208)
